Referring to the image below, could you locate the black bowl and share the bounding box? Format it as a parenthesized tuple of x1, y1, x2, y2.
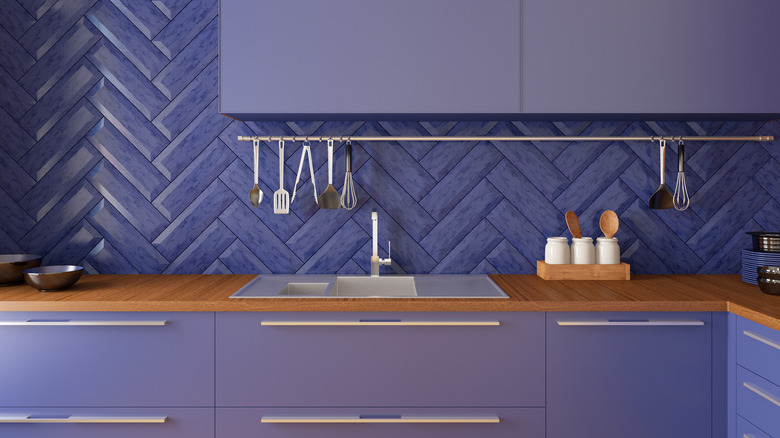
(758, 266, 780, 280)
(758, 277, 780, 295)
(747, 231, 780, 253)
(0, 254, 42, 286)
(23, 266, 83, 292)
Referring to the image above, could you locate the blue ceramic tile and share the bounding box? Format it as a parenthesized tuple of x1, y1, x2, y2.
(753, 159, 780, 201)
(19, 0, 97, 59)
(285, 196, 367, 262)
(86, 38, 169, 120)
(419, 121, 458, 136)
(219, 240, 272, 275)
(687, 121, 764, 180)
(619, 159, 658, 202)
(87, 78, 168, 161)
(0, 26, 35, 80)
(152, 179, 234, 261)
(87, 200, 169, 273)
(218, 201, 303, 274)
(153, 57, 217, 140)
(42, 219, 102, 265)
(486, 200, 546, 265)
(109, 0, 168, 39)
(487, 159, 564, 237)
(0, 0, 35, 39)
(687, 121, 726, 136)
(754, 199, 780, 232)
(19, 139, 100, 220)
(18, 0, 57, 19)
(421, 141, 502, 221)
(0, 67, 35, 120)
(296, 219, 370, 274)
(0, 144, 35, 201)
(485, 239, 537, 274)
(377, 121, 437, 160)
(419, 121, 497, 181)
(86, 0, 167, 79)
(204, 259, 232, 275)
(421, 180, 503, 261)
(552, 121, 631, 181)
(152, 17, 217, 100)
(430, 219, 503, 274)
(152, 98, 231, 180)
(19, 18, 101, 100)
(153, 137, 234, 221)
(758, 121, 780, 162)
(163, 219, 235, 274)
(86, 119, 169, 200)
(470, 259, 499, 275)
(152, 0, 216, 59)
(619, 238, 673, 275)
(20, 58, 101, 141)
(88, 159, 168, 241)
(85, 239, 140, 274)
(21, 180, 101, 255)
(0, 186, 36, 241)
(0, 227, 24, 253)
(697, 219, 757, 274)
(511, 120, 569, 161)
(574, 180, 637, 239)
(152, 0, 189, 20)
(0, 107, 35, 161)
(553, 121, 590, 136)
(337, 259, 366, 275)
(285, 121, 324, 136)
(19, 99, 101, 180)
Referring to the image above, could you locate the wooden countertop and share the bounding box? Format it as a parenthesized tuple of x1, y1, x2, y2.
(0, 274, 778, 330)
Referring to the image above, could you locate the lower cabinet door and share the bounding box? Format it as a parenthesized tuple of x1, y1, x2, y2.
(737, 415, 772, 438)
(0, 408, 213, 438)
(217, 407, 544, 438)
(737, 366, 780, 437)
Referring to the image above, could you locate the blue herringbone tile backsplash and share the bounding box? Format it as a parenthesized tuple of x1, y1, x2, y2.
(1, 0, 778, 275)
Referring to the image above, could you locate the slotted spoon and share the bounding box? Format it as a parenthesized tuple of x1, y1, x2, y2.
(273, 140, 289, 214)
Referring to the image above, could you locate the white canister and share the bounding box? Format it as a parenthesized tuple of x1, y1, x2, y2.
(596, 237, 620, 264)
(545, 237, 570, 264)
(571, 237, 595, 264)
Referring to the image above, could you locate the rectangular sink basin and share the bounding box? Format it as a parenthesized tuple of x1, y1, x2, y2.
(278, 283, 329, 296)
(331, 276, 417, 297)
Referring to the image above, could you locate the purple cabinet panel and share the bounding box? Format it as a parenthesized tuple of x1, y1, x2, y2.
(737, 367, 780, 438)
(219, 0, 522, 120)
(216, 407, 544, 438)
(216, 312, 544, 407)
(737, 414, 771, 438)
(546, 312, 712, 438)
(737, 315, 780, 386)
(0, 408, 213, 438)
(0, 312, 214, 407)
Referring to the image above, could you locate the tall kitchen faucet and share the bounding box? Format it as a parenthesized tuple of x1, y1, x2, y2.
(371, 210, 391, 277)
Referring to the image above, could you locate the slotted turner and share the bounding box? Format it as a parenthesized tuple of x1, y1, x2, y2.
(273, 140, 289, 214)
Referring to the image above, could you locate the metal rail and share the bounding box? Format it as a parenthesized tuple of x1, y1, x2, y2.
(238, 135, 773, 143)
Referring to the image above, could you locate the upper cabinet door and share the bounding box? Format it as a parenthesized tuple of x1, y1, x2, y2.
(522, 0, 780, 116)
(219, 0, 522, 120)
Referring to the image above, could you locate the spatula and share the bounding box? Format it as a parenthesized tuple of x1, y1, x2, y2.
(317, 139, 342, 209)
(273, 140, 289, 214)
(648, 139, 674, 209)
(565, 211, 581, 239)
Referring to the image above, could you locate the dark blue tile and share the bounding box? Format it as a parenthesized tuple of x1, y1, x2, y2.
(485, 239, 536, 274)
(753, 199, 780, 232)
(511, 120, 569, 161)
(85, 239, 139, 274)
(687, 121, 765, 180)
(153, 17, 217, 100)
(152, 0, 190, 20)
(296, 219, 370, 274)
(0, 106, 35, 160)
(18, 0, 57, 19)
(575, 180, 638, 241)
(0, 25, 35, 80)
(753, 159, 780, 202)
(42, 219, 102, 265)
(218, 240, 272, 275)
(0, 143, 35, 201)
(152, 57, 218, 140)
(687, 121, 725, 136)
(19, 139, 100, 220)
(552, 121, 632, 180)
(758, 121, 780, 162)
(109, 0, 168, 39)
(87, 200, 169, 273)
(0, 0, 35, 39)
(470, 259, 499, 275)
(486, 200, 546, 265)
(0, 66, 35, 120)
(204, 259, 232, 274)
(553, 121, 591, 136)
(19, 0, 97, 59)
(285, 196, 367, 261)
(419, 121, 497, 180)
(152, 0, 216, 59)
(619, 238, 673, 274)
(0, 186, 36, 241)
(419, 121, 458, 136)
(377, 121, 437, 160)
(619, 159, 658, 203)
(697, 219, 757, 274)
(163, 219, 235, 274)
(430, 219, 503, 273)
(88, 159, 169, 241)
(338, 259, 366, 275)
(87, 119, 169, 200)
(0, 227, 24, 253)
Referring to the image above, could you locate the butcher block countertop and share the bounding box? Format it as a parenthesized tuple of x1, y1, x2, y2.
(0, 274, 778, 330)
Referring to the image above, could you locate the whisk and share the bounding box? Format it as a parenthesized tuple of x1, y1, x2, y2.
(340, 141, 357, 210)
(673, 140, 690, 211)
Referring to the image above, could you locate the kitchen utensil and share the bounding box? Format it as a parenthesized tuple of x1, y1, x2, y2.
(23, 265, 83, 291)
(340, 141, 357, 210)
(291, 140, 317, 205)
(599, 210, 619, 239)
(747, 231, 780, 253)
(249, 139, 262, 208)
(648, 139, 674, 209)
(565, 211, 582, 239)
(273, 140, 289, 214)
(758, 277, 780, 295)
(673, 140, 690, 211)
(317, 140, 342, 209)
(0, 254, 42, 286)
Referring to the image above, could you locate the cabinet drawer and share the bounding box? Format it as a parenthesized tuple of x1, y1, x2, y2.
(737, 316, 780, 385)
(0, 408, 212, 438)
(737, 367, 780, 437)
(217, 407, 544, 438)
(737, 415, 772, 438)
(0, 312, 213, 407)
(216, 312, 544, 407)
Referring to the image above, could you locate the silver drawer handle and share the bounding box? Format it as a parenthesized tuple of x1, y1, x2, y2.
(261, 415, 499, 423)
(261, 321, 499, 326)
(744, 434, 756, 438)
(743, 330, 780, 351)
(557, 320, 704, 326)
(743, 382, 780, 408)
(0, 320, 168, 326)
(0, 415, 167, 423)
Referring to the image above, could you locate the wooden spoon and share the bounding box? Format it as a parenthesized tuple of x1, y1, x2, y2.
(565, 211, 581, 239)
(599, 210, 619, 239)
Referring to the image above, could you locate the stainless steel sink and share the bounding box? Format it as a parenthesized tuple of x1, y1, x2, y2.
(330, 276, 417, 297)
(278, 283, 329, 296)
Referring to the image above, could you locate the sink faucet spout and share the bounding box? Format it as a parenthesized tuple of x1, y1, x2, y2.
(371, 210, 391, 277)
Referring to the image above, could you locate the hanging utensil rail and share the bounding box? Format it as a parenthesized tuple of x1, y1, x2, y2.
(238, 135, 773, 143)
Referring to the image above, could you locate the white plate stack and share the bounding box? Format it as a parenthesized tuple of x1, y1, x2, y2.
(742, 249, 780, 284)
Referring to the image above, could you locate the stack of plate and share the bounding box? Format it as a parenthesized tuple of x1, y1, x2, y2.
(742, 249, 780, 284)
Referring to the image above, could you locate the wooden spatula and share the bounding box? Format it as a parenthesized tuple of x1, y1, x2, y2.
(565, 211, 581, 239)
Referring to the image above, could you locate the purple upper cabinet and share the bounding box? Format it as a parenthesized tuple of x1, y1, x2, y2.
(523, 0, 780, 117)
(219, 0, 522, 120)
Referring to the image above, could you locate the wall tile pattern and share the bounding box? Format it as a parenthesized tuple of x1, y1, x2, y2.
(0, 0, 778, 275)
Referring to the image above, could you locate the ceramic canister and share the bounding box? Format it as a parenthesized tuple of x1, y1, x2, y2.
(545, 237, 570, 264)
(596, 237, 620, 264)
(571, 237, 595, 264)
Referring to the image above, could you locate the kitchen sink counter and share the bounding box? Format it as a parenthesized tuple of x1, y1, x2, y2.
(0, 274, 778, 328)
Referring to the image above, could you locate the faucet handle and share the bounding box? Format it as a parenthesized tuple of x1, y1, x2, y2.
(387, 240, 391, 260)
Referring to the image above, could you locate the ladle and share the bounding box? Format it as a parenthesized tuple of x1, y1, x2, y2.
(648, 139, 674, 209)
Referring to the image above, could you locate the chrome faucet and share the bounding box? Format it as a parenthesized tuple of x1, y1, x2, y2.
(371, 210, 391, 277)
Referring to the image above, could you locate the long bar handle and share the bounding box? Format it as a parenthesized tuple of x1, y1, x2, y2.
(743, 382, 780, 408)
(0, 416, 167, 423)
(0, 320, 168, 326)
(261, 415, 499, 424)
(557, 320, 704, 326)
(261, 321, 499, 326)
(743, 330, 780, 351)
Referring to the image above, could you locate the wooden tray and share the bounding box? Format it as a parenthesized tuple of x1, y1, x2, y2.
(537, 261, 630, 280)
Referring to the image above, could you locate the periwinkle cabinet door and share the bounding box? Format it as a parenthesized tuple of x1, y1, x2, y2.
(522, 0, 780, 115)
(546, 312, 712, 438)
(219, 0, 521, 120)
